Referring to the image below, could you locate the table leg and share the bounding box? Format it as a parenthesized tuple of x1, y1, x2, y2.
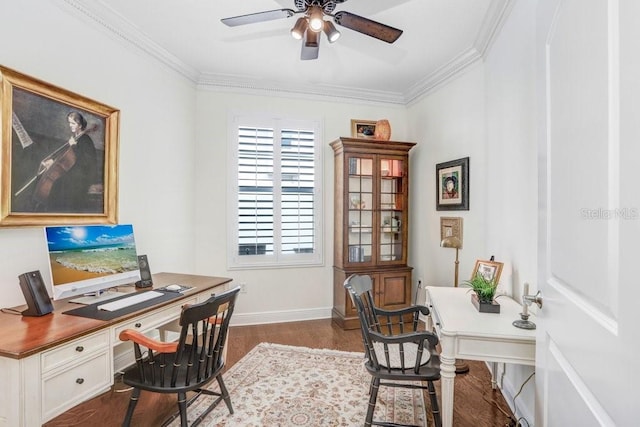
(439, 337, 456, 427)
(490, 361, 498, 389)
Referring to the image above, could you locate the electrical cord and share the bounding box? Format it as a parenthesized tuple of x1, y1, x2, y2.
(481, 394, 512, 419)
(510, 371, 535, 427)
(1, 307, 24, 315)
(513, 371, 535, 404)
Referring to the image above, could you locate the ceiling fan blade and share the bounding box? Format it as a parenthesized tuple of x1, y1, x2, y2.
(333, 11, 403, 43)
(221, 9, 295, 27)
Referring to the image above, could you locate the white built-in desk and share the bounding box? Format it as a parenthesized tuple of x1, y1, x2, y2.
(425, 286, 536, 427)
(0, 272, 231, 427)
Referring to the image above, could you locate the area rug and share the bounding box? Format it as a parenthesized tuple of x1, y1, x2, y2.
(169, 342, 427, 426)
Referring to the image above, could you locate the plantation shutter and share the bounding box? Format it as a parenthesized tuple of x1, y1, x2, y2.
(281, 129, 315, 254)
(237, 126, 316, 257)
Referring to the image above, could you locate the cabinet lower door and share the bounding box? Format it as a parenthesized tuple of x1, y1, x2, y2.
(332, 268, 412, 330)
(375, 270, 413, 310)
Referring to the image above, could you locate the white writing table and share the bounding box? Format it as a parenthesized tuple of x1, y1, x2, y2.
(0, 272, 231, 427)
(425, 286, 536, 427)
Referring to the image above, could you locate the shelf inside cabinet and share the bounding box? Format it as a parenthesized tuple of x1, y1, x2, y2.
(381, 227, 400, 233)
(350, 228, 372, 233)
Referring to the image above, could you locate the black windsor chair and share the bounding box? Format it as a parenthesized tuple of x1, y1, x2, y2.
(119, 286, 240, 427)
(344, 274, 442, 427)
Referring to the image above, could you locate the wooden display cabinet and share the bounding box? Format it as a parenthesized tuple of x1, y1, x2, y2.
(330, 137, 416, 329)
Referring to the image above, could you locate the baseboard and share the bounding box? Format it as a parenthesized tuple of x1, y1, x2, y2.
(490, 362, 535, 427)
(230, 307, 333, 326)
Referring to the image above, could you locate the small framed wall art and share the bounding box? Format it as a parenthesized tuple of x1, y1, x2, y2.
(436, 156, 469, 211)
(350, 119, 377, 138)
(440, 216, 463, 243)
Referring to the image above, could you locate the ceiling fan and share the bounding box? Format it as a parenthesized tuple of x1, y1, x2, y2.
(221, 0, 403, 60)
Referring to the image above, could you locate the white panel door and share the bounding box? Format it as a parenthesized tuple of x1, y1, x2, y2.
(536, 0, 640, 425)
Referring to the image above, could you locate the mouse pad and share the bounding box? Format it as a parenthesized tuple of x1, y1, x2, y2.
(63, 291, 181, 321)
(156, 284, 195, 293)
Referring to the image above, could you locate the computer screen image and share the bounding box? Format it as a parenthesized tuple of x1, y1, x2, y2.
(45, 224, 141, 301)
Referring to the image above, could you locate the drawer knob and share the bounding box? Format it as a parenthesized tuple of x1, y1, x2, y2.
(75, 346, 84, 352)
(76, 378, 84, 384)
(135, 323, 142, 328)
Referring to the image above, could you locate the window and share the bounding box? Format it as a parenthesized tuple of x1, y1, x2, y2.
(228, 114, 323, 268)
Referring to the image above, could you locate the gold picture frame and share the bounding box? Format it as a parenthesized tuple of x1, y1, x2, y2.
(1, 66, 119, 226)
(471, 259, 504, 284)
(350, 119, 377, 138)
(440, 216, 463, 243)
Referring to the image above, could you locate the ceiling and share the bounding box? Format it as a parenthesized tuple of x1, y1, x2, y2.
(62, 0, 511, 105)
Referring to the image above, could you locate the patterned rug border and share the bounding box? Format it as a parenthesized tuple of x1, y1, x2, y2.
(171, 342, 428, 426)
(248, 342, 366, 358)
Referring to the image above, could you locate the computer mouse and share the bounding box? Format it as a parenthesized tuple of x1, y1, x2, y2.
(166, 284, 181, 291)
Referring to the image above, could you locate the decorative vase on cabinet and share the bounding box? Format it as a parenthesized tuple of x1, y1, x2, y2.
(330, 137, 416, 329)
(374, 119, 391, 141)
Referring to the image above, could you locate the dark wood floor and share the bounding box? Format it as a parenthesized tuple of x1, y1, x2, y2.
(45, 319, 514, 427)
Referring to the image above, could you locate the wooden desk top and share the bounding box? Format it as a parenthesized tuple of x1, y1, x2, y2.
(0, 272, 232, 359)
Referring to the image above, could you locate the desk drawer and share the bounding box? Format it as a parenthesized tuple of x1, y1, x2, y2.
(113, 296, 198, 342)
(41, 330, 109, 373)
(428, 303, 443, 337)
(42, 352, 111, 421)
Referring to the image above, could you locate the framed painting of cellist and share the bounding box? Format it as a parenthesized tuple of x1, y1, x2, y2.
(0, 66, 119, 226)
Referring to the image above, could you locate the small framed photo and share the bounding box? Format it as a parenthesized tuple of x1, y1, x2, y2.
(471, 259, 504, 284)
(440, 216, 463, 243)
(350, 119, 376, 138)
(436, 156, 469, 211)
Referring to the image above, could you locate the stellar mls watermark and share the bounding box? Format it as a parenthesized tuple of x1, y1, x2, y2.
(580, 207, 639, 220)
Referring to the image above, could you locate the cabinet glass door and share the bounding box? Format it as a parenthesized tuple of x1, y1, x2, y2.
(379, 158, 404, 262)
(347, 157, 373, 264)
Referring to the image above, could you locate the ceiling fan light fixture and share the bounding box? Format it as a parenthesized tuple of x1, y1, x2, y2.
(308, 6, 324, 32)
(290, 17, 307, 40)
(323, 21, 341, 43)
(304, 28, 319, 48)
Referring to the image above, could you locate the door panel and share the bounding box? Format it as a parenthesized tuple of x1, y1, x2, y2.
(537, 0, 639, 425)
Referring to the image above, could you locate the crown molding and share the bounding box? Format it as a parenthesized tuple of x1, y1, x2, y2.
(474, 0, 515, 56)
(60, 0, 513, 106)
(197, 73, 407, 105)
(403, 0, 513, 105)
(57, 0, 200, 83)
(403, 47, 483, 105)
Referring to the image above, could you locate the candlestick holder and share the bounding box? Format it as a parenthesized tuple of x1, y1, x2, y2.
(513, 283, 543, 329)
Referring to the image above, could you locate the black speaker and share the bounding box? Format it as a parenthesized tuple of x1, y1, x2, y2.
(135, 254, 153, 288)
(18, 270, 54, 317)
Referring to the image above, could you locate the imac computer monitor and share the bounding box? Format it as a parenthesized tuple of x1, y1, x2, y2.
(45, 224, 141, 301)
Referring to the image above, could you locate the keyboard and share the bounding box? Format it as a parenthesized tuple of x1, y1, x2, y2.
(97, 290, 164, 312)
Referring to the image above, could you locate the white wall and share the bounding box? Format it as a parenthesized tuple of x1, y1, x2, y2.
(193, 89, 408, 322)
(0, 0, 197, 308)
(406, 64, 488, 292)
(484, 1, 537, 423)
(407, 0, 538, 423)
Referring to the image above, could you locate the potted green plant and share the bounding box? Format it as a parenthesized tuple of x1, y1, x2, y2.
(462, 273, 501, 313)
